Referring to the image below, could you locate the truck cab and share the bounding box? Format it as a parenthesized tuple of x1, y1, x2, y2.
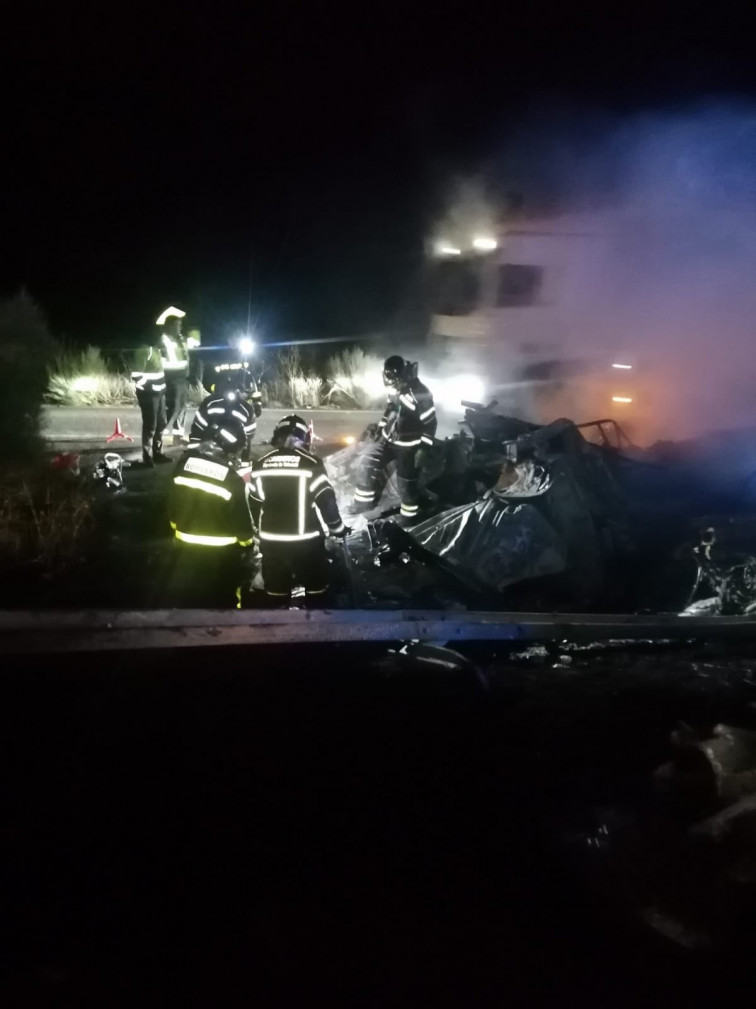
(427, 213, 645, 434)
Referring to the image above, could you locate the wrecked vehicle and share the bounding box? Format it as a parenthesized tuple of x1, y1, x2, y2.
(327, 400, 756, 612)
(328, 405, 637, 608)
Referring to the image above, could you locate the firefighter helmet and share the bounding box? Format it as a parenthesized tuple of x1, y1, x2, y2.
(383, 355, 409, 388)
(207, 418, 247, 456)
(271, 414, 311, 449)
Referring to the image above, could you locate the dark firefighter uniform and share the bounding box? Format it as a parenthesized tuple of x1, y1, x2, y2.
(354, 356, 437, 520)
(189, 390, 258, 456)
(158, 305, 190, 439)
(166, 420, 255, 607)
(131, 341, 168, 465)
(248, 415, 347, 600)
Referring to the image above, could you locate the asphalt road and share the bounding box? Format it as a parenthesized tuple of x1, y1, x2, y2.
(43, 405, 380, 451)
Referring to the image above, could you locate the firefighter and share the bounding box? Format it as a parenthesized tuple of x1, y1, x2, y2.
(131, 330, 169, 466)
(189, 369, 261, 459)
(157, 306, 190, 441)
(166, 419, 256, 607)
(353, 355, 436, 521)
(248, 414, 348, 602)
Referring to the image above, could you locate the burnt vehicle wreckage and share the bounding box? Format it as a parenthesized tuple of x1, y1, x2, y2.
(326, 401, 756, 615)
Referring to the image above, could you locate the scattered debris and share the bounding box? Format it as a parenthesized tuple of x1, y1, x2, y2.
(92, 453, 129, 494)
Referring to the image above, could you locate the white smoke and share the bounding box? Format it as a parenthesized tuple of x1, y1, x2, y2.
(432, 101, 756, 443)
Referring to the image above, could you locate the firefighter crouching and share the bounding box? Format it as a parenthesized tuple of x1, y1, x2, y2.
(353, 355, 437, 521)
(131, 329, 169, 466)
(157, 305, 190, 442)
(166, 419, 255, 607)
(248, 415, 348, 602)
(189, 370, 260, 461)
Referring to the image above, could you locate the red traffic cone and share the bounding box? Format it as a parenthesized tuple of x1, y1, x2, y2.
(106, 417, 134, 443)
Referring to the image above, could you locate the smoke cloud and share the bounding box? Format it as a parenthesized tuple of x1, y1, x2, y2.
(433, 101, 756, 442)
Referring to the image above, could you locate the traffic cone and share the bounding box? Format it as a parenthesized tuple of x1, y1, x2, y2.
(106, 417, 134, 443)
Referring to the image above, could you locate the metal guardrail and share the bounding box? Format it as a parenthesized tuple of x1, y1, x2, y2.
(1, 609, 755, 653)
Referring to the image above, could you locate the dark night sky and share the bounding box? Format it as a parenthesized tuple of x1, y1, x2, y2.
(2, 2, 755, 346)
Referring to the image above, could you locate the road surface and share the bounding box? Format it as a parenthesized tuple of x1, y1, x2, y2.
(43, 405, 464, 450)
(43, 406, 380, 450)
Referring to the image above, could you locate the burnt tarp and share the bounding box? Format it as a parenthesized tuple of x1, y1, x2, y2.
(409, 419, 634, 600)
(409, 495, 567, 593)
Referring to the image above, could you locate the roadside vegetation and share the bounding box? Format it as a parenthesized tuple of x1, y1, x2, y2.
(0, 290, 57, 460)
(45, 342, 388, 411)
(0, 294, 94, 584)
(0, 465, 94, 575)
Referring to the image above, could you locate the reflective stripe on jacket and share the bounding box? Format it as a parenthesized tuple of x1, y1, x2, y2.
(168, 449, 255, 547)
(247, 447, 345, 542)
(379, 377, 436, 447)
(160, 333, 189, 375)
(189, 394, 256, 446)
(132, 344, 166, 393)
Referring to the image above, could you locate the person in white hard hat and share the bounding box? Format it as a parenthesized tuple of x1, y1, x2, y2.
(156, 306, 190, 443)
(132, 321, 169, 466)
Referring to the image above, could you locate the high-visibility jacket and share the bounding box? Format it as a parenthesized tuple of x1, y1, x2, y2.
(168, 449, 255, 548)
(189, 393, 257, 447)
(378, 378, 437, 448)
(248, 447, 345, 543)
(160, 333, 189, 377)
(131, 344, 166, 394)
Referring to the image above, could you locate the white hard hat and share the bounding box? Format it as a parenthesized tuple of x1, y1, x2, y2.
(155, 306, 186, 326)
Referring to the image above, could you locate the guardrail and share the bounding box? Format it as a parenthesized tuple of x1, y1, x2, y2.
(1, 609, 755, 653)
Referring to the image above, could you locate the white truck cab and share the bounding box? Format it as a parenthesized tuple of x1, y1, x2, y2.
(427, 212, 645, 436)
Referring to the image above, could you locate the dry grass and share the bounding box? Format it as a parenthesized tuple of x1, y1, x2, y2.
(263, 348, 325, 408)
(325, 348, 385, 408)
(47, 344, 136, 406)
(47, 373, 137, 406)
(0, 468, 94, 569)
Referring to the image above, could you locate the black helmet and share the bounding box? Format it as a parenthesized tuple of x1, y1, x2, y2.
(383, 355, 408, 388)
(206, 418, 247, 456)
(272, 414, 311, 449)
(215, 367, 252, 398)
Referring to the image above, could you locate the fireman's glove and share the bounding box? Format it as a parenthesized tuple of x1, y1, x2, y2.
(333, 525, 352, 539)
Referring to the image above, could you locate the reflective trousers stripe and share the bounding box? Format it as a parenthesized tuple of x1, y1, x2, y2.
(175, 530, 238, 546)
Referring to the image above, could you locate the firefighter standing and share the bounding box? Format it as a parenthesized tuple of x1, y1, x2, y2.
(353, 355, 437, 521)
(157, 306, 190, 441)
(166, 419, 255, 607)
(248, 415, 347, 602)
(131, 329, 169, 466)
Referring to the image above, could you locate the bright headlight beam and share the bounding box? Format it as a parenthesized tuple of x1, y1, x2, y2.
(472, 237, 497, 251)
(612, 363, 632, 370)
(239, 337, 255, 357)
(612, 396, 633, 403)
(436, 244, 462, 256)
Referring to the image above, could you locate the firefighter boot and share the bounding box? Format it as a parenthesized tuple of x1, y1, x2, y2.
(396, 477, 420, 526)
(153, 437, 172, 464)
